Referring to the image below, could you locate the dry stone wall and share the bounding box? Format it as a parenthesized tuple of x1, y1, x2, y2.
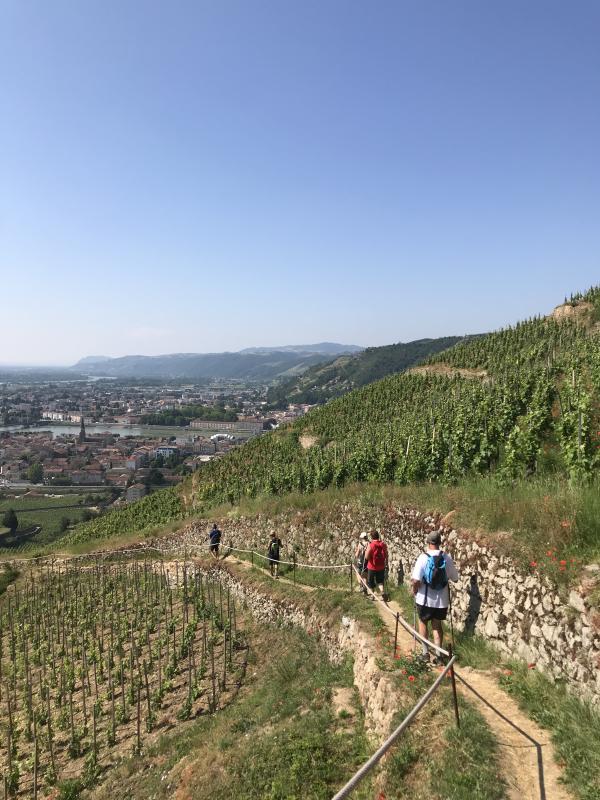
(163, 504, 600, 705)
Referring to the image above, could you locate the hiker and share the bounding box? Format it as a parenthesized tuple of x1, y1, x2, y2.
(209, 522, 222, 558)
(267, 532, 282, 578)
(364, 530, 388, 601)
(411, 530, 459, 664)
(354, 532, 369, 593)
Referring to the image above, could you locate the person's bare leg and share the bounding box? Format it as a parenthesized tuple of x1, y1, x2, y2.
(431, 618, 443, 658)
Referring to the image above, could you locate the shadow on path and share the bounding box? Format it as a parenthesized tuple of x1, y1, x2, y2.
(456, 671, 549, 800)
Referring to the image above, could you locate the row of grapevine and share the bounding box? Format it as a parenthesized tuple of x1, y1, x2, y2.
(0, 557, 245, 796)
(59, 487, 184, 548)
(184, 291, 600, 508)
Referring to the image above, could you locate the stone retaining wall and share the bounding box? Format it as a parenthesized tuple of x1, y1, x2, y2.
(161, 504, 600, 705)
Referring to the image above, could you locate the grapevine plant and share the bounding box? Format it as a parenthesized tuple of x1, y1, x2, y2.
(0, 557, 246, 797)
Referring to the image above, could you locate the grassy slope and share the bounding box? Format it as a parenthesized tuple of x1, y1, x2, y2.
(82, 622, 373, 800)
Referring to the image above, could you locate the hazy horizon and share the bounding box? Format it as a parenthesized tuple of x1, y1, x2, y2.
(2, 1, 599, 365)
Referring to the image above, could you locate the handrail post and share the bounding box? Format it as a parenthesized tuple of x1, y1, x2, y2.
(293, 552, 296, 584)
(251, 550, 254, 568)
(448, 644, 460, 728)
(394, 612, 399, 656)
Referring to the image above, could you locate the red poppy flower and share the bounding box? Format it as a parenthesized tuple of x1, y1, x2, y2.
(408, 675, 415, 682)
(530, 561, 537, 567)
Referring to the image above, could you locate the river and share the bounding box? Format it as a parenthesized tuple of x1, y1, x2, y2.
(0, 423, 188, 439)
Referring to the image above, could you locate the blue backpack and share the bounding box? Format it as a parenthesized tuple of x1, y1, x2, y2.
(423, 552, 448, 591)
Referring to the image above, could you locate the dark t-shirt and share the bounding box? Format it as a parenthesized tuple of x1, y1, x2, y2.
(209, 528, 221, 545)
(268, 538, 281, 560)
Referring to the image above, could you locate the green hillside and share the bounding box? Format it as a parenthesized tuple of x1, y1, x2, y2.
(185, 287, 600, 505)
(59, 287, 600, 550)
(266, 335, 471, 407)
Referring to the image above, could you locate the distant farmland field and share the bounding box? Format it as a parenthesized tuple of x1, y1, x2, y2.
(0, 493, 105, 548)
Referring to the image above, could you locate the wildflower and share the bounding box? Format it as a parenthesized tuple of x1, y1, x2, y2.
(559, 560, 567, 566)
(530, 561, 537, 568)
(408, 675, 415, 682)
(401, 669, 407, 674)
(503, 669, 513, 676)
(546, 550, 553, 557)
(528, 663, 536, 669)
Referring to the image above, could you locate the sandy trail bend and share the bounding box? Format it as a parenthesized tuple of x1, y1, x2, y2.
(379, 595, 572, 800)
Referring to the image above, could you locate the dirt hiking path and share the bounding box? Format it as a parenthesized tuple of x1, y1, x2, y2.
(214, 554, 572, 799)
(379, 595, 572, 800)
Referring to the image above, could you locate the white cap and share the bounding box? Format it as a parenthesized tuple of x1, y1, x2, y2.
(359, 531, 368, 539)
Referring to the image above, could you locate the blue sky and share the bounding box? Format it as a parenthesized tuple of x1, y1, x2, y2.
(1, 1, 599, 364)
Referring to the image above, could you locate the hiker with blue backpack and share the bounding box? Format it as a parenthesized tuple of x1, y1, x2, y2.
(411, 530, 459, 664)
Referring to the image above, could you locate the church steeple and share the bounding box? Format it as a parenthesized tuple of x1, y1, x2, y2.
(78, 414, 86, 444)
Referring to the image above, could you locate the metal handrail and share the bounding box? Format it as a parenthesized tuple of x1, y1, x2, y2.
(331, 656, 457, 800)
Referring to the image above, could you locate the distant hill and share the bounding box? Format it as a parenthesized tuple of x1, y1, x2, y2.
(75, 356, 112, 366)
(72, 350, 343, 381)
(266, 336, 472, 407)
(240, 343, 363, 356)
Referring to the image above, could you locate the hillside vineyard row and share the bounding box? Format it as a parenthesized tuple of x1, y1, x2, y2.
(65, 287, 600, 546)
